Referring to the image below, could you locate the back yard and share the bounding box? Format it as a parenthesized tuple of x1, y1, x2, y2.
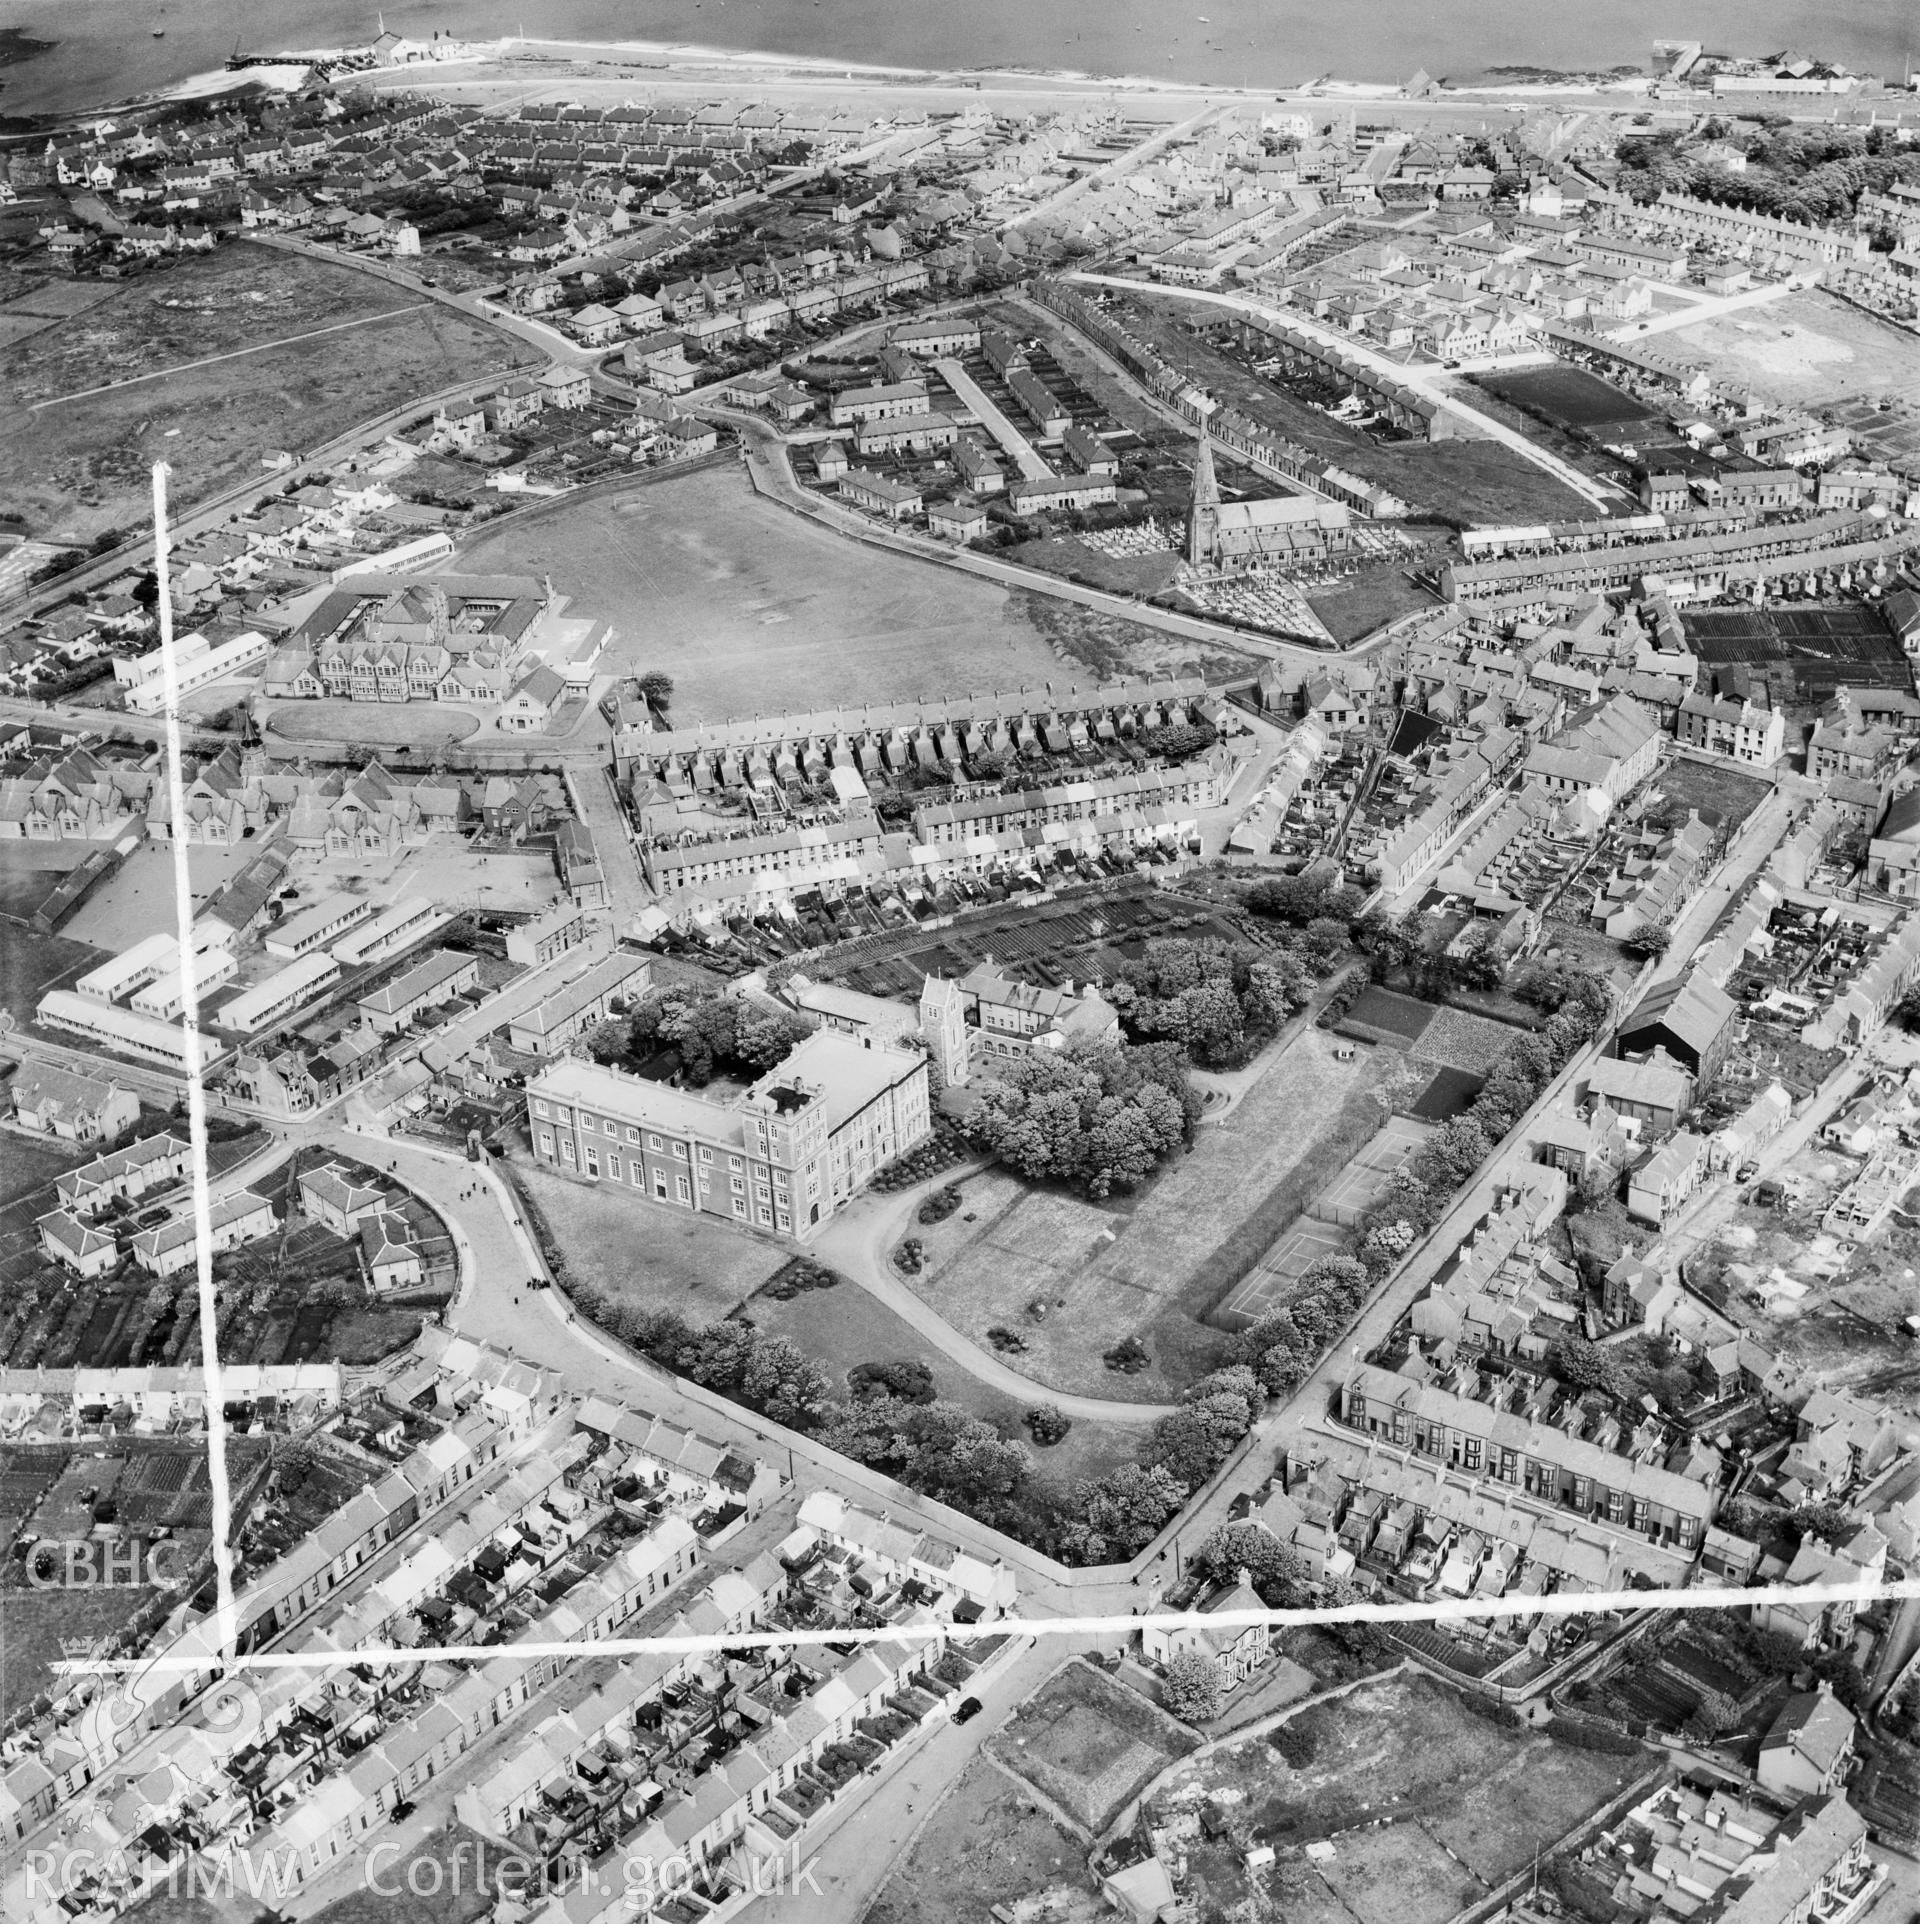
(865, 1752, 1100, 1924)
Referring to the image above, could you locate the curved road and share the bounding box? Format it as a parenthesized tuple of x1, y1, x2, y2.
(809, 1166, 1179, 1424)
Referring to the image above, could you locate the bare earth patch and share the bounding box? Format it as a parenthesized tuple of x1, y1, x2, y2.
(988, 1659, 1199, 1835)
(1165, 1671, 1637, 1924)
(864, 1754, 1096, 1924)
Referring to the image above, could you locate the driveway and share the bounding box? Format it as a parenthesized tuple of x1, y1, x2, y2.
(811, 1169, 1179, 1424)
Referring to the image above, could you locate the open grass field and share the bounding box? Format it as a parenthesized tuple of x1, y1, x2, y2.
(914, 1027, 1411, 1397)
(1118, 293, 1596, 525)
(988, 1659, 1199, 1835)
(1666, 289, 1920, 411)
(1170, 1672, 1637, 1924)
(450, 465, 1100, 722)
(0, 907, 100, 1021)
(513, 1154, 784, 1315)
(0, 242, 533, 543)
(1479, 364, 1657, 431)
(865, 1752, 1098, 1924)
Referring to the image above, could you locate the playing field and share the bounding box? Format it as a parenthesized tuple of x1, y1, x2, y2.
(1480, 364, 1657, 432)
(449, 464, 1086, 723)
(1217, 1108, 1436, 1327)
(0, 241, 532, 543)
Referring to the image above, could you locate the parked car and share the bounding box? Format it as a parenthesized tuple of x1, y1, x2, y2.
(954, 1696, 983, 1725)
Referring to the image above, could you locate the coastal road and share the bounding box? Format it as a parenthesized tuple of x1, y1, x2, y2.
(1062, 270, 1622, 512)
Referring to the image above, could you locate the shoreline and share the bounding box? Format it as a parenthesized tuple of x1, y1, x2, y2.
(21, 23, 1889, 132)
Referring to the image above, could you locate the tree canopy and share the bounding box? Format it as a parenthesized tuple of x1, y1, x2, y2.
(623, 988, 815, 1086)
(964, 1038, 1200, 1198)
(1109, 936, 1315, 1068)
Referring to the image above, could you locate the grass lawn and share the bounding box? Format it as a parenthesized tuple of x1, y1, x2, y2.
(1170, 1671, 1636, 1924)
(0, 241, 534, 542)
(988, 1659, 1199, 1834)
(864, 1753, 1095, 1924)
(517, 1150, 1139, 1481)
(0, 1582, 160, 1720)
(266, 702, 483, 747)
(0, 904, 101, 1022)
(914, 1028, 1409, 1399)
(1304, 553, 1448, 645)
(513, 1153, 785, 1316)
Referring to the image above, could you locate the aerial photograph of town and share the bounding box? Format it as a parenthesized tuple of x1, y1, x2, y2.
(4, 0, 1920, 1920)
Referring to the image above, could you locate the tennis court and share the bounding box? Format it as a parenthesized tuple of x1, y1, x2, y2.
(1218, 1216, 1349, 1329)
(1317, 1113, 1436, 1226)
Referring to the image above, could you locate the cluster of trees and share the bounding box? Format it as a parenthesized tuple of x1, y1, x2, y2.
(1060, 1363, 1275, 1563)
(1110, 937, 1317, 1069)
(1243, 873, 1366, 929)
(1227, 1255, 1373, 1399)
(566, 1289, 1045, 1538)
(1162, 1651, 1225, 1722)
(1615, 121, 1920, 230)
(603, 988, 815, 1087)
(963, 1038, 1202, 1199)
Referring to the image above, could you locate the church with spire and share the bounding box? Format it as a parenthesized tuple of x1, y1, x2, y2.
(1187, 422, 1222, 569)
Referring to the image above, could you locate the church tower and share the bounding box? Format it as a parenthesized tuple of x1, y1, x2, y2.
(1187, 424, 1221, 569)
(918, 974, 970, 1091)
